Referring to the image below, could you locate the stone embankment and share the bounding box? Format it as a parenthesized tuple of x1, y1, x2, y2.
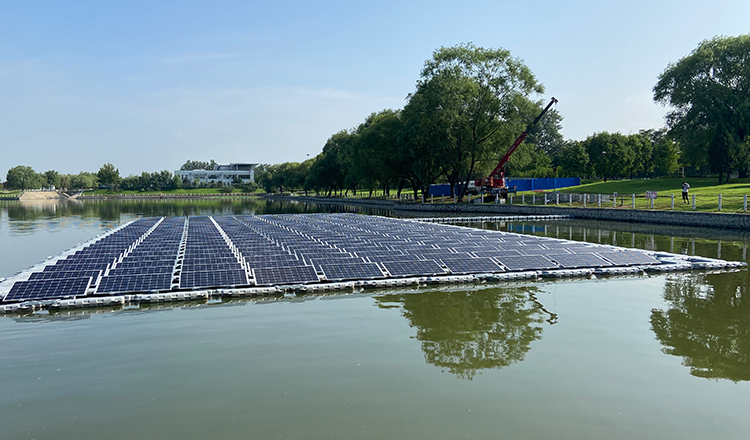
(18, 191, 65, 201)
(268, 195, 750, 230)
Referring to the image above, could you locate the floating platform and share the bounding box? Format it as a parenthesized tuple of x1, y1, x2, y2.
(0, 214, 743, 313)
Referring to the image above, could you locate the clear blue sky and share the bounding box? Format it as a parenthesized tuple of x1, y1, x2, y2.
(1, 0, 748, 180)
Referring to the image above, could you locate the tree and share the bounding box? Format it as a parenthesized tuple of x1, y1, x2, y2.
(41, 170, 60, 188)
(644, 128, 682, 177)
(70, 172, 98, 189)
(180, 159, 217, 171)
(6, 165, 44, 190)
(97, 163, 121, 187)
(406, 43, 544, 198)
(557, 140, 591, 177)
(525, 108, 565, 161)
(654, 34, 750, 183)
(581, 132, 634, 181)
(625, 133, 654, 179)
(354, 110, 405, 196)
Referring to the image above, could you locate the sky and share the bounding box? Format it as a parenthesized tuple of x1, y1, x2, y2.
(1, 0, 749, 180)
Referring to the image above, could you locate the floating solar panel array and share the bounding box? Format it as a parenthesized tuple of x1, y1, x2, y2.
(0, 214, 743, 307)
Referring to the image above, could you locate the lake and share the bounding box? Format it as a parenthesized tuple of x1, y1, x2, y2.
(1, 198, 749, 440)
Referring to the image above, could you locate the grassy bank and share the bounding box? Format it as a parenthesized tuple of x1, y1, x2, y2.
(555, 177, 750, 196)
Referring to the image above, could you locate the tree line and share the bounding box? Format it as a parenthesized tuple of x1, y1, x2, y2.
(1, 160, 255, 192)
(257, 35, 749, 195)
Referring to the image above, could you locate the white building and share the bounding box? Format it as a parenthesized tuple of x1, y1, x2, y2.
(175, 163, 257, 185)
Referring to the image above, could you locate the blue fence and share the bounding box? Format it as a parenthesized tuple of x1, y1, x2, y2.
(506, 177, 580, 192)
(428, 177, 580, 196)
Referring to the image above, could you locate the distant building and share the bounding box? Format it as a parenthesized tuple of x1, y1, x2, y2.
(175, 163, 258, 185)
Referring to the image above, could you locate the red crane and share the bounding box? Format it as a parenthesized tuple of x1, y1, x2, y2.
(475, 97, 558, 195)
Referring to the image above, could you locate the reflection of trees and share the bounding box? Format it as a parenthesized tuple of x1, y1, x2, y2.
(1, 198, 388, 225)
(651, 271, 750, 381)
(376, 287, 547, 379)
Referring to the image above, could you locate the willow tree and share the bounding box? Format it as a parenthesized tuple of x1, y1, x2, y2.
(404, 43, 544, 198)
(654, 34, 750, 183)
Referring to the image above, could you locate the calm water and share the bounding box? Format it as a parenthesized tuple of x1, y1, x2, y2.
(2, 199, 750, 440)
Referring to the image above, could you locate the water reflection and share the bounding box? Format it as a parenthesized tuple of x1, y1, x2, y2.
(375, 286, 548, 380)
(471, 218, 750, 263)
(650, 271, 750, 382)
(0, 198, 391, 231)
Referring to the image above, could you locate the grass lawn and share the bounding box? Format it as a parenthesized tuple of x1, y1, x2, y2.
(508, 177, 750, 213)
(0, 191, 22, 197)
(554, 177, 750, 196)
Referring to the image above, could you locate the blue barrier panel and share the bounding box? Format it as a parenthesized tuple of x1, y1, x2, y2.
(428, 184, 452, 196)
(506, 177, 580, 191)
(429, 178, 580, 195)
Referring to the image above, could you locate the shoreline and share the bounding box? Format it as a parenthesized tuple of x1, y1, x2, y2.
(267, 195, 750, 230)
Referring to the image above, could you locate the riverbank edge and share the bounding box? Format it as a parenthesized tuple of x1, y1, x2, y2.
(78, 193, 258, 200)
(266, 195, 750, 230)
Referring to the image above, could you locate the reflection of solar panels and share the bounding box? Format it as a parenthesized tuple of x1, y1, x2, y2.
(6, 277, 92, 302)
(596, 251, 660, 266)
(441, 258, 504, 274)
(548, 253, 612, 268)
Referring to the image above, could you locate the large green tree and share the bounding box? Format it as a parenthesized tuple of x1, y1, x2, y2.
(41, 170, 60, 188)
(654, 34, 750, 183)
(557, 140, 591, 178)
(97, 163, 121, 187)
(581, 132, 634, 181)
(6, 165, 44, 190)
(406, 43, 544, 198)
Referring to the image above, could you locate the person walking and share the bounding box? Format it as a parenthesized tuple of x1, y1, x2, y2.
(682, 181, 690, 204)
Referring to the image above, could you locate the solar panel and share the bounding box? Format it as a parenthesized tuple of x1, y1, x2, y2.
(29, 270, 102, 281)
(320, 263, 385, 281)
(496, 255, 558, 271)
(108, 266, 174, 276)
(253, 265, 320, 285)
(5, 277, 92, 302)
(97, 274, 173, 294)
(596, 251, 660, 266)
(548, 253, 612, 268)
(381, 260, 446, 277)
(0, 214, 676, 299)
(181, 270, 248, 288)
(441, 258, 504, 274)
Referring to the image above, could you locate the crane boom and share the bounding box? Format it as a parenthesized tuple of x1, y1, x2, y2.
(475, 97, 558, 191)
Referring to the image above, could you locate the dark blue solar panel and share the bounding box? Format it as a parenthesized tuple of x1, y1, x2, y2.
(596, 251, 660, 266)
(97, 274, 173, 293)
(548, 253, 612, 268)
(381, 260, 446, 277)
(253, 265, 319, 285)
(496, 255, 558, 271)
(320, 263, 384, 281)
(441, 258, 504, 274)
(5, 277, 92, 302)
(181, 270, 248, 288)
(29, 270, 102, 281)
